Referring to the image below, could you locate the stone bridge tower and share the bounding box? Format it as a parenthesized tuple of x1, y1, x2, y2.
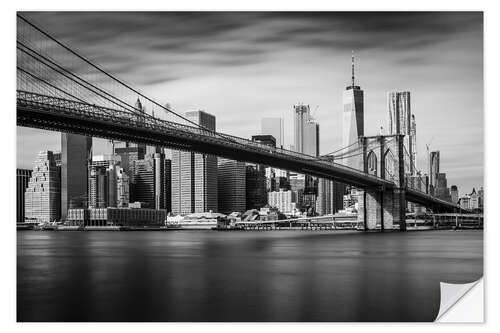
(356, 134, 406, 231)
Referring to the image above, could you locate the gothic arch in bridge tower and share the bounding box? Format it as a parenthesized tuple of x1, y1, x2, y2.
(384, 148, 395, 182)
(367, 150, 378, 176)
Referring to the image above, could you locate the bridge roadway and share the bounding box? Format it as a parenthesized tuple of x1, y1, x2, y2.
(17, 90, 458, 212)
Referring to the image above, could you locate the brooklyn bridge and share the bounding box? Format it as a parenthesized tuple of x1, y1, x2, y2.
(16, 14, 461, 232)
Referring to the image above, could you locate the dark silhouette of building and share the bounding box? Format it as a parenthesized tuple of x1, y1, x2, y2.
(17, 168, 32, 222)
(131, 157, 155, 208)
(61, 133, 92, 221)
(218, 158, 246, 214)
(245, 164, 267, 210)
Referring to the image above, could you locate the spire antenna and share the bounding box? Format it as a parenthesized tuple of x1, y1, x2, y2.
(351, 50, 355, 87)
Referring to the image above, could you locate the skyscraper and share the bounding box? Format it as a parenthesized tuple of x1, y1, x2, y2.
(387, 91, 416, 174)
(171, 111, 217, 215)
(342, 52, 364, 169)
(293, 104, 319, 156)
(17, 168, 32, 222)
(429, 151, 440, 195)
(131, 157, 155, 208)
(292, 103, 320, 212)
(218, 158, 246, 214)
(410, 114, 417, 173)
(316, 179, 345, 216)
(61, 133, 92, 220)
(246, 164, 267, 210)
(261, 118, 284, 148)
(303, 121, 320, 157)
(25, 151, 61, 222)
(293, 104, 309, 154)
(435, 173, 452, 202)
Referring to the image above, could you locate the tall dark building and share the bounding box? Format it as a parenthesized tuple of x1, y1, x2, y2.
(153, 152, 171, 210)
(17, 168, 32, 222)
(435, 173, 452, 202)
(163, 159, 172, 212)
(218, 158, 246, 214)
(451, 185, 459, 204)
(245, 165, 267, 210)
(61, 133, 92, 221)
(131, 157, 155, 208)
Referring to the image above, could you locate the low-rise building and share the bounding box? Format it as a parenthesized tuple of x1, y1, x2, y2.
(66, 207, 168, 227)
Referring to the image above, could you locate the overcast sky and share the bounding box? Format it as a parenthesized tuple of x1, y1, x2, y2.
(16, 11, 483, 194)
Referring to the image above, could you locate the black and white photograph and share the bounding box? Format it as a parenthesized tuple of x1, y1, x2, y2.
(8, 6, 490, 325)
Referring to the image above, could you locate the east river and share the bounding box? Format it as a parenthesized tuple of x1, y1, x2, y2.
(17, 229, 483, 322)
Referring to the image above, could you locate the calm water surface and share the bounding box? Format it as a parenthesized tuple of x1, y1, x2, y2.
(17, 230, 483, 322)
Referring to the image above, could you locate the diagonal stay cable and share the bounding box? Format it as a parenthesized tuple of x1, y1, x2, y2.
(17, 66, 121, 119)
(17, 42, 140, 117)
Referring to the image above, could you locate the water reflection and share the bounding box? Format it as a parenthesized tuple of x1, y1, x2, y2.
(17, 230, 483, 322)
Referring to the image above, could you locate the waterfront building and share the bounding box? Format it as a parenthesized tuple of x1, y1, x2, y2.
(17, 168, 32, 222)
(458, 188, 480, 211)
(171, 111, 217, 215)
(66, 207, 168, 227)
(25, 151, 61, 222)
(343, 187, 359, 211)
(261, 117, 284, 148)
(342, 52, 364, 169)
(469, 188, 480, 210)
(268, 189, 297, 214)
(387, 91, 416, 175)
(450, 185, 459, 204)
(61, 133, 92, 221)
(217, 158, 246, 214)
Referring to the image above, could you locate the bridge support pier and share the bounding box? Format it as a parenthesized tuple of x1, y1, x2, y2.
(357, 189, 406, 231)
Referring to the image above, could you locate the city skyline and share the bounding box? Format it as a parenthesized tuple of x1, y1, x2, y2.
(16, 12, 483, 192)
